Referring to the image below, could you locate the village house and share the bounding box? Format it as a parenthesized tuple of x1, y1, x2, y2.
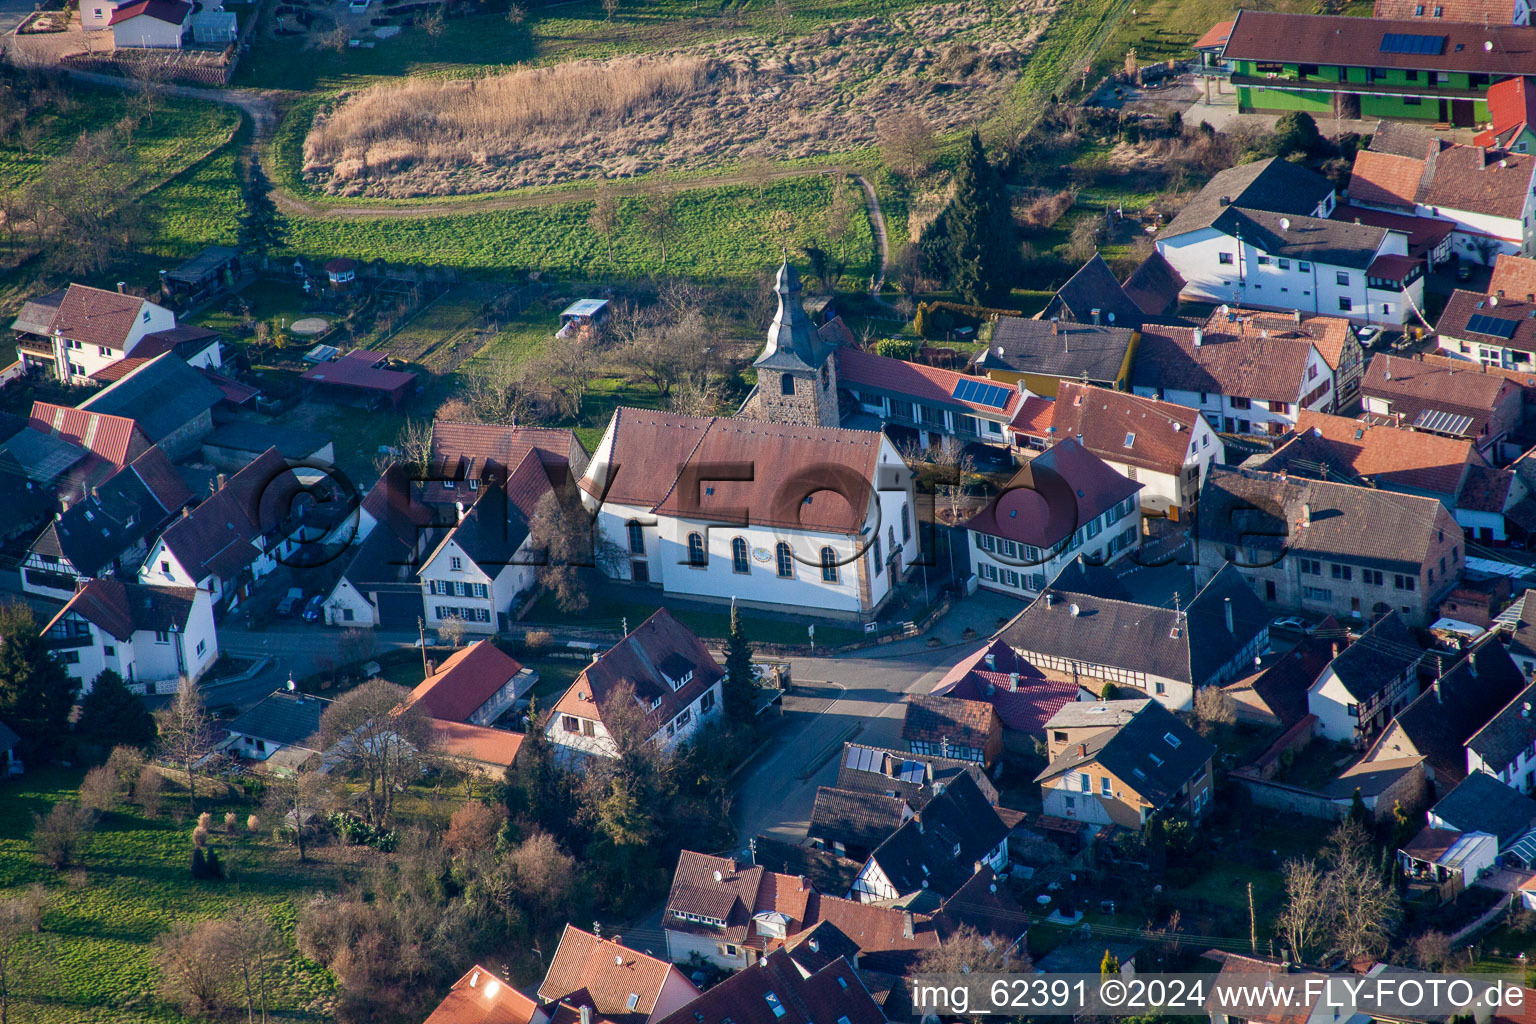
(579, 408, 917, 621)
(652, 949, 886, 1024)
(997, 562, 1272, 711)
(900, 693, 1003, 767)
(1222, 619, 1341, 728)
(1036, 254, 1147, 330)
(1398, 772, 1536, 894)
(1305, 612, 1426, 744)
(76, 354, 222, 461)
(1466, 679, 1536, 790)
(1427, 771, 1536, 856)
(423, 421, 589, 508)
(1364, 637, 1528, 785)
(972, 318, 1139, 397)
(849, 772, 1009, 903)
(833, 741, 999, 808)
(28, 403, 152, 473)
(324, 466, 438, 629)
(1349, 122, 1536, 264)
(966, 439, 1142, 600)
(809, 788, 914, 863)
(1360, 354, 1522, 458)
(44, 579, 217, 695)
(10, 283, 178, 382)
(1197, 466, 1464, 627)
(1153, 157, 1423, 325)
(926, 638, 1086, 753)
(423, 965, 547, 1024)
(137, 447, 312, 615)
(1436, 288, 1536, 372)
(1375, 0, 1529, 24)
(407, 639, 536, 727)
(1036, 698, 1216, 829)
(1122, 252, 1188, 319)
(538, 925, 700, 1024)
(223, 688, 329, 763)
(1203, 306, 1366, 403)
(201, 421, 333, 473)
(546, 610, 723, 764)
(1008, 381, 1223, 522)
(21, 446, 191, 600)
(1132, 322, 1337, 436)
(109, 0, 192, 47)
(837, 347, 1022, 450)
(1212, 12, 1536, 126)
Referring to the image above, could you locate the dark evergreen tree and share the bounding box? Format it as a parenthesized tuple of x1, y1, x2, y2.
(722, 607, 755, 726)
(0, 602, 79, 761)
(238, 159, 284, 266)
(76, 669, 157, 752)
(205, 847, 224, 879)
(1349, 787, 1370, 829)
(502, 700, 576, 840)
(944, 132, 1016, 306)
(190, 846, 208, 879)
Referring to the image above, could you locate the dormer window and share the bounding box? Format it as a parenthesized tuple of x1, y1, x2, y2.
(667, 669, 694, 691)
(468, 478, 479, 490)
(1164, 732, 1182, 749)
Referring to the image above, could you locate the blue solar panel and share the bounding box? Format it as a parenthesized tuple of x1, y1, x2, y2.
(1380, 31, 1445, 54)
(1467, 313, 1519, 339)
(951, 377, 1012, 409)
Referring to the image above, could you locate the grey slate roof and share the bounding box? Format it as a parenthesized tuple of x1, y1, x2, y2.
(30, 447, 192, 577)
(1000, 562, 1269, 689)
(978, 319, 1138, 383)
(864, 772, 1009, 899)
(1039, 254, 1143, 329)
(809, 787, 910, 853)
(204, 420, 330, 460)
(1430, 770, 1536, 847)
(754, 262, 831, 373)
(11, 287, 66, 336)
(78, 353, 222, 445)
(1199, 465, 1455, 575)
(1467, 681, 1536, 773)
(835, 741, 997, 808)
(0, 428, 86, 485)
(750, 834, 863, 897)
(226, 690, 329, 748)
(1160, 157, 1336, 240)
(1035, 700, 1215, 808)
(1321, 612, 1425, 703)
(1214, 207, 1389, 270)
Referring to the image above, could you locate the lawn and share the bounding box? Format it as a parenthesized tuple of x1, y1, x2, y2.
(0, 768, 339, 1024)
(372, 282, 507, 363)
(522, 588, 864, 647)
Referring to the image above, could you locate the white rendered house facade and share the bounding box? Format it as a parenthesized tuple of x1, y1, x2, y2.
(45, 586, 217, 695)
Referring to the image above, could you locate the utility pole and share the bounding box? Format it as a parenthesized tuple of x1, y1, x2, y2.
(1248, 882, 1257, 954)
(418, 616, 428, 679)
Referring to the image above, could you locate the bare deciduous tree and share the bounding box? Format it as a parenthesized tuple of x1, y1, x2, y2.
(1194, 685, 1237, 734)
(640, 192, 677, 268)
(321, 680, 435, 827)
(1274, 857, 1330, 964)
(916, 925, 1028, 977)
(901, 440, 975, 524)
(461, 350, 536, 425)
(437, 615, 467, 648)
(669, 373, 723, 417)
(221, 908, 285, 1024)
(527, 488, 621, 612)
(32, 802, 91, 870)
(589, 187, 619, 261)
(78, 765, 121, 815)
(155, 919, 233, 1016)
(419, 7, 445, 45)
(136, 765, 165, 817)
(263, 769, 329, 862)
(0, 887, 46, 1024)
(444, 800, 505, 860)
(156, 682, 214, 815)
(878, 111, 937, 179)
(1274, 822, 1400, 965)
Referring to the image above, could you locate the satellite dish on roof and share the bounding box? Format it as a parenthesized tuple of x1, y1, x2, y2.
(713, 870, 723, 883)
(1279, 218, 1291, 231)
(1487, 40, 1495, 50)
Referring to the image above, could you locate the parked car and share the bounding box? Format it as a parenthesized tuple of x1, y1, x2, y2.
(301, 595, 325, 623)
(275, 588, 305, 616)
(1356, 325, 1381, 344)
(1456, 262, 1474, 282)
(1271, 615, 1309, 632)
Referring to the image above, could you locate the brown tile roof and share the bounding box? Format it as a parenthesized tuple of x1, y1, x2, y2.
(1223, 618, 1340, 729)
(1207, 953, 1319, 1024)
(428, 421, 584, 504)
(1489, 253, 1536, 300)
(1039, 380, 1203, 477)
(1133, 324, 1318, 404)
(901, 693, 999, 753)
(538, 925, 695, 1024)
(836, 347, 1022, 418)
(1205, 308, 1357, 372)
(802, 892, 939, 953)
(154, 447, 305, 582)
(929, 638, 1082, 733)
(1419, 351, 1536, 393)
(964, 438, 1139, 548)
(1222, 10, 1536, 76)
(1261, 409, 1477, 496)
(1374, 0, 1516, 19)
(1362, 353, 1519, 433)
(809, 786, 910, 852)
(133, 325, 221, 360)
(933, 866, 1030, 944)
(408, 639, 525, 723)
(48, 579, 198, 642)
(430, 719, 523, 769)
(1009, 395, 1055, 434)
(1349, 150, 1428, 210)
(652, 950, 884, 1024)
(1422, 145, 1536, 221)
(589, 409, 890, 535)
(664, 850, 811, 946)
(1458, 463, 1516, 512)
(1120, 251, 1186, 317)
(50, 284, 156, 350)
(1445, 287, 1536, 356)
(1332, 204, 1454, 260)
(552, 609, 723, 740)
(423, 966, 542, 1024)
(1193, 19, 1233, 50)
(89, 357, 150, 384)
(29, 402, 150, 468)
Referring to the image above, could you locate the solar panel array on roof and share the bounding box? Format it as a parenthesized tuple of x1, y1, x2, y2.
(1413, 408, 1476, 436)
(1380, 32, 1446, 54)
(845, 745, 881, 773)
(1466, 313, 1520, 339)
(952, 377, 1013, 409)
(899, 760, 926, 783)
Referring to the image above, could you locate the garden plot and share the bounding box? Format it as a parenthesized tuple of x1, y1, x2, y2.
(301, 0, 1060, 198)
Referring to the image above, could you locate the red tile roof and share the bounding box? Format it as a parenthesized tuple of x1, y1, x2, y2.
(965, 438, 1140, 548)
(197, 367, 259, 405)
(1009, 395, 1055, 434)
(429, 719, 524, 769)
(1349, 150, 1429, 210)
(1027, 380, 1203, 477)
(29, 402, 149, 467)
(133, 325, 221, 359)
(1375, 0, 1517, 19)
(930, 638, 1082, 733)
(538, 925, 696, 1024)
(49, 284, 157, 349)
(1222, 10, 1536, 76)
(652, 950, 884, 1024)
(423, 966, 542, 1024)
(1132, 324, 1319, 404)
(154, 447, 303, 582)
(408, 639, 525, 723)
(428, 421, 584, 504)
(1477, 76, 1536, 148)
(129, 445, 195, 513)
(1363, 353, 1519, 428)
(902, 693, 999, 753)
(1204, 307, 1357, 374)
(1489, 253, 1536, 300)
(1193, 19, 1233, 50)
(47, 579, 198, 642)
(89, 357, 150, 383)
(1275, 409, 1477, 496)
(836, 347, 1022, 419)
(109, 0, 190, 22)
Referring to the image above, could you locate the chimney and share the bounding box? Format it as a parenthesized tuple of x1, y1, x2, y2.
(580, 1007, 593, 1024)
(1193, 327, 1204, 347)
(1051, 320, 1060, 336)
(902, 912, 915, 940)
(215, 472, 227, 491)
(1077, 742, 1088, 757)
(426, 659, 436, 676)
(1009, 671, 1020, 692)
(984, 653, 996, 671)
(1224, 596, 1234, 633)
(1293, 309, 1302, 325)
(180, 506, 190, 518)
(116, 281, 126, 294)
(1434, 679, 1443, 703)
(1302, 502, 1312, 526)
(1331, 641, 1340, 658)
(1091, 308, 1102, 325)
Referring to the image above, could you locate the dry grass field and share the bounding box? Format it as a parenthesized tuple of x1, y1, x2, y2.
(301, 0, 1059, 197)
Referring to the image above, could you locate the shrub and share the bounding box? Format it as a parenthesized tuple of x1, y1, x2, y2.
(523, 630, 553, 651)
(33, 802, 92, 869)
(247, 814, 261, 832)
(136, 765, 164, 817)
(872, 337, 918, 360)
(224, 812, 238, 833)
(78, 765, 121, 815)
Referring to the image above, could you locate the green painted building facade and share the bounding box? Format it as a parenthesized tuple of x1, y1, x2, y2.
(1230, 58, 1493, 125)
